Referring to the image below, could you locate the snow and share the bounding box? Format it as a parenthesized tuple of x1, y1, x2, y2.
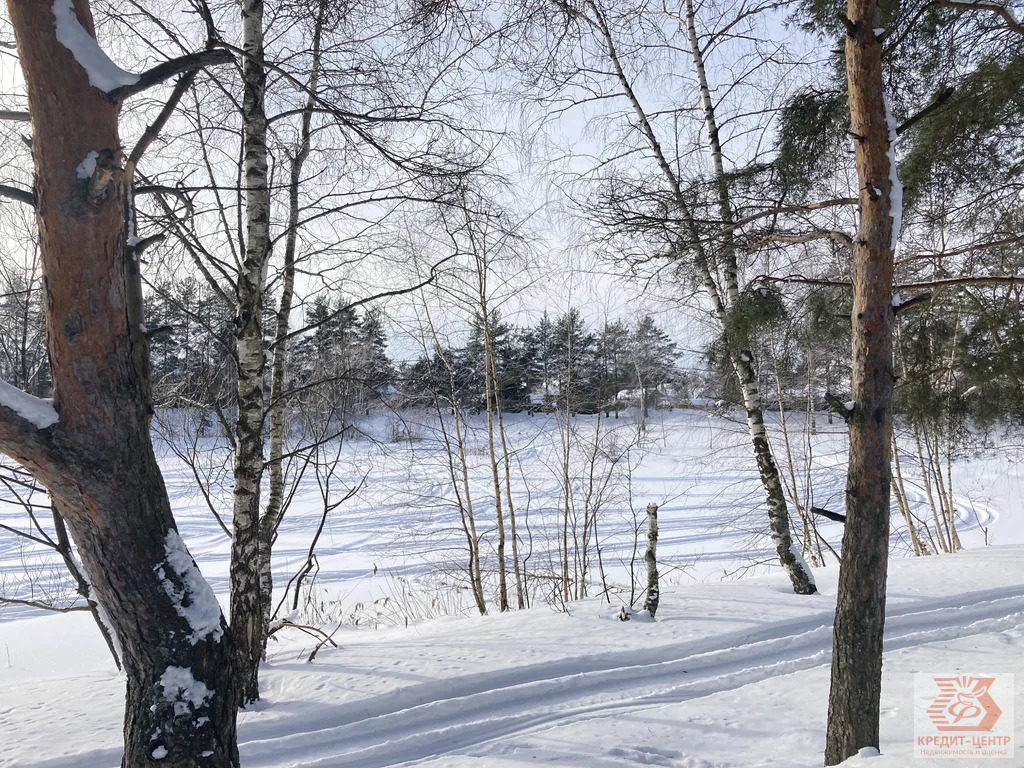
(946, 0, 1020, 24)
(789, 539, 816, 588)
(0, 377, 58, 429)
(151, 746, 168, 760)
(2, 545, 1023, 767)
(891, 291, 902, 308)
(78, 566, 123, 664)
(154, 530, 224, 645)
(159, 666, 213, 716)
(0, 410, 1021, 767)
(51, 0, 139, 93)
(883, 96, 903, 250)
(844, 400, 855, 411)
(75, 150, 98, 180)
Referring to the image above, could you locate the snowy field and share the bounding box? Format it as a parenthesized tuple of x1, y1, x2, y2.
(1, 409, 1022, 767)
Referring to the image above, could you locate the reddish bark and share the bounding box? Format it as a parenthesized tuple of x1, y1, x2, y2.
(1, 2, 239, 765)
(825, 0, 896, 761)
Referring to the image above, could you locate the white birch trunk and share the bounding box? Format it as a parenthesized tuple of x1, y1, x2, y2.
(588, 0, 815, 594)
(230, 0, 272, 706)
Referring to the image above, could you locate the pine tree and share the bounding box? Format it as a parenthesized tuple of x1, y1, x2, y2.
(630, 315, 678, 416)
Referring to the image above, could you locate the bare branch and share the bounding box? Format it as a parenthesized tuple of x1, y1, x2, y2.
(0, 596, 89, 613)
(762, 230, 854, 247)
(0, 183, 36, 206)
(896, 275, 1024, 291)
(108, 48, 235, 102)
(896, 86, 954, 135)
(932, 0, 1024, 35)
(126, 72, 200, 175)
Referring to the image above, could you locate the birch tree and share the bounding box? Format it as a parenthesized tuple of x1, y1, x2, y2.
(529, 0, 819, 594)
(129, 0, 491, 702)
(229, 0, 273, 707)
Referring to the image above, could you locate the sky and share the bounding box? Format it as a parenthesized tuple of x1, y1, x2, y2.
(0, 0, 827, 369)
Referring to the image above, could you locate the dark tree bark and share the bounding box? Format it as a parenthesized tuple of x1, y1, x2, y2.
(825, 0, 897, 761)
(0, 2, 239, 766)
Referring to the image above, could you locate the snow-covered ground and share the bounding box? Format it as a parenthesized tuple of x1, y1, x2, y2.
(1, 409, 1021, 766)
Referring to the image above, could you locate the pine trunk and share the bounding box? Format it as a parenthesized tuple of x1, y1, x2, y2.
(825, 0, 897, 759)
(1, 2, 239, 764)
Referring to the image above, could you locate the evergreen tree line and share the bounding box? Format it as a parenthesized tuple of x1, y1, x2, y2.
(140, 279, 394, 420)
(4, 269, 1021, 434)
(400, 309, 680, 414)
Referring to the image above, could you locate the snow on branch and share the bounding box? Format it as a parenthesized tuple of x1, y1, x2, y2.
(51, 1, 232, 102)
(0, 378, 58, 429)
(935, 0, 1024, 35)
(52, 0, 140, 93)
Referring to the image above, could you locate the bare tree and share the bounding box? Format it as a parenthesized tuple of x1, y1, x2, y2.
(530, 0, 818, 594)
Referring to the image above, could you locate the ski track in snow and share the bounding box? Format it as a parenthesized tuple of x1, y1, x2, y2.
(239, 586, 1024, 768)
(12, 584, 1020, 768)
(2, 411, 1022, 768)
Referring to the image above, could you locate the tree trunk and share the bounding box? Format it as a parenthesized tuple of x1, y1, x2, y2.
(825, 0, 898, 759)
(260, 0, 327, 655)
(475, 274, 510, 611)
(733, 351, 817, 593)
(681, 0, 816, 596)
(589, 0, 815, 595)
(890, 439, 924, 556)
(1, 2, 239, 765)
(495, 387, 525, 608)
(642, 503, 659, 618)
(230, 0, 272, 706)
(426, 308, 487, 615)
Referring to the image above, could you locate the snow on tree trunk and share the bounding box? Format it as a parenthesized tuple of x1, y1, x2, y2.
(642, 503, 660, 618)
(825, 0, 898, 760)
(230, 0, 272, 707)
(0, 2, 239, 764)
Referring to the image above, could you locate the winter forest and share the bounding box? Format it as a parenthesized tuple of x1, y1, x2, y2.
(0, 0, 1023, 766)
